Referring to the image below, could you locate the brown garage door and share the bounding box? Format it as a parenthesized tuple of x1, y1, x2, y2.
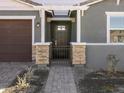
(0, 20, 32, 62)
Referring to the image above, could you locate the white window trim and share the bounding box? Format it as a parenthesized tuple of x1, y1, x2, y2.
(0, 16, 36, 45)
(106, 12, 124, 43)
(110, 28, 124, 30)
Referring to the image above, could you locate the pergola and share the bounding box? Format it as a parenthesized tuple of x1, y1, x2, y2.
(34, 5, 89, 43)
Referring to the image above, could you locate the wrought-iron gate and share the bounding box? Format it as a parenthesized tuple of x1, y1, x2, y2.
(52, 45, 70, 60)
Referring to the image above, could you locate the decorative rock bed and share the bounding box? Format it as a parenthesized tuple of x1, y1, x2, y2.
(3, 65, 49, 93)
(73, 66, 124, 93)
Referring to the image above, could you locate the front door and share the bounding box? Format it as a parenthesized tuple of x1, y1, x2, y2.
(51, 21, 71, 59)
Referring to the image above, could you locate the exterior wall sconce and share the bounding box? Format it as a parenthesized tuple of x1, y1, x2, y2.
(36, 22, 40, 27)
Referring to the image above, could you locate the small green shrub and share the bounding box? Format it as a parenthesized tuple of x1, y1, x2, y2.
(107, 54, 119, 75)
(26, 67, 34, 80)
(102, 84, 115, 92)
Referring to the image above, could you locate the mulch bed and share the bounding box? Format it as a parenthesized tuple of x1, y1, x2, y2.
(73, 67, 124, 93)
(3, 65, 49, 93)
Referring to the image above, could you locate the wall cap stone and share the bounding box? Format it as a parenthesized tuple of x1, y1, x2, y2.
(70, 42, 86, 45)
(34, 42, 51, 45)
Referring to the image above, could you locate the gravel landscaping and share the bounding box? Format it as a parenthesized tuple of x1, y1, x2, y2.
(73, 65, 124, 93)
(3, 65, 49, 93)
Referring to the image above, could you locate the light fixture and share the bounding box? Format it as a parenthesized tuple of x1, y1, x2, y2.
(36, 22, 40, 27)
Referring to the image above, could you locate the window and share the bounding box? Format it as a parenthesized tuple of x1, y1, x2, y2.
(110, 30, 124, 43)
(106, 12, 124, 43)
(110, 16, 124, 29)
(57, 25, 66, 31)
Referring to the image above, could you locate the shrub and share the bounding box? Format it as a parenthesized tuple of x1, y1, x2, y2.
(16, 74, 30, 90)
(107, 54, 119, 75)
(102, 84, 115, 92)
(16, 67, 33, 90)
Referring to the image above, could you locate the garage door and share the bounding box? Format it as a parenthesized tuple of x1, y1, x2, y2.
(0, 20, 32, 62)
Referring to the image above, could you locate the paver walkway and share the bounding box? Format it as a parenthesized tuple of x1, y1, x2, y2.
(45, 65, 77, 93)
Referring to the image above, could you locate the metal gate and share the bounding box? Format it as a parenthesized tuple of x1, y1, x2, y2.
(50, 45, 71, 65)
(52, 45, 70, 60)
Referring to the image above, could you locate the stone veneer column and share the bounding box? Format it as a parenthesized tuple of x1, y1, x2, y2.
(35, 43, 51, 64)
(71, 43, 86, 65)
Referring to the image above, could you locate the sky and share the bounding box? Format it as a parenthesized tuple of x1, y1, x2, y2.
(33, 0, 87, 5)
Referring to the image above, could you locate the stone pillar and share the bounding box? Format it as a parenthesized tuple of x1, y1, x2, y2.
(71, 43, 86, 65)
(35, 43, 51, 64)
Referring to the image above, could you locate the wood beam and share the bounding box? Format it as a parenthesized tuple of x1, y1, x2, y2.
(34, 6, 89, 10)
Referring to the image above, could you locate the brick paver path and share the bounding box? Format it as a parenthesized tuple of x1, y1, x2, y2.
(45, 65, 77, 93)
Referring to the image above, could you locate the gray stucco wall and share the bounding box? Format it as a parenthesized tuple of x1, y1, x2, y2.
(45, 21, 51, 42)
(70, 11, 77, 42)
(81, 0, 124, 43)
(0, 11, 41, 43)
(86, 45, 124, 71)
(45, 12, 52, 42)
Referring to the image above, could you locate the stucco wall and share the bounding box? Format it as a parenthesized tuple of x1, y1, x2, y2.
(86, 45, 124, 71)
(0, 11, 41, 43)
(45, 12, 52, 42)
(81, 0, 124, 43)
(70, 11, 77, 42)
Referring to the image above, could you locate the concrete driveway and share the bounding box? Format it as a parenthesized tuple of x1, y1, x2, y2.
(0, 62, 33, 92)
